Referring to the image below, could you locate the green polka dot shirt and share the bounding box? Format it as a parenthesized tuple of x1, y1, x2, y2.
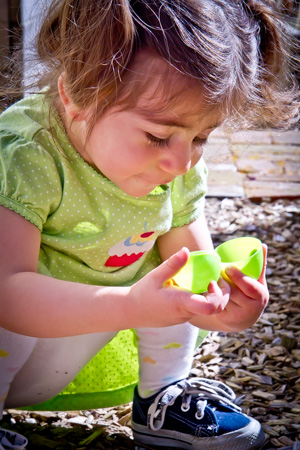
(0, 92, 208, 287)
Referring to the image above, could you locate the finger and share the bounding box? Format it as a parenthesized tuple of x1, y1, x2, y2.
(217, 276, 232, 295)
(225, 266, 268, 301)
(208, 280, 230, 302)
(258, 244, 268, 285)
(206, 280, 230, 313)
(181, 291, 225, 316)
(152, 247, 189, 287)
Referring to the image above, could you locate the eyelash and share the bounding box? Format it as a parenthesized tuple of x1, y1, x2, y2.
(193, 137, 208, 146)
(146, 133, 208, 148)
(146, 133, 169, 147)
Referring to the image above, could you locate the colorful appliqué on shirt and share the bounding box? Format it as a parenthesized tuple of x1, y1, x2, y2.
(105, 222, 156, 267)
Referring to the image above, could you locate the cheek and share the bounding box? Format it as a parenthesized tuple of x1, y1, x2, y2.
(123, 144, 154, 167)
(100, 146, 146, 178)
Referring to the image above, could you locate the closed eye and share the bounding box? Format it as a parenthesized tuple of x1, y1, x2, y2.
(146, 133, 169, 147)
(147, 133, 208, 148)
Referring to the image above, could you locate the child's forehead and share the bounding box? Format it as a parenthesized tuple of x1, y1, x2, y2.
(133, 75, 221, 129)
(126, 54, 218, 124)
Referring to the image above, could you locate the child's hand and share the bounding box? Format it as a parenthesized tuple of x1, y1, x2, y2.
(128, 247, 230, 328)
(191, 244, 269, 332)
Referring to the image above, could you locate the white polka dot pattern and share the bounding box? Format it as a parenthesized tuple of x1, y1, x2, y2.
(0, 93, 208, 288)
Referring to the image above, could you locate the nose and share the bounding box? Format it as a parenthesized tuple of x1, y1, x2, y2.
(158, 144, 198, 177)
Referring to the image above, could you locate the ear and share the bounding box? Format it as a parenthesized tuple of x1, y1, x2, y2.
(57, 74, 87, 121)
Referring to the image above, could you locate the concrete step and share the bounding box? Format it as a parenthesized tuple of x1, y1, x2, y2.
(205, 128, 300, 199)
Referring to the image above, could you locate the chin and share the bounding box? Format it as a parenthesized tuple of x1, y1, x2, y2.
(126, 187, 154, 197)
(120, 181, 158, 198)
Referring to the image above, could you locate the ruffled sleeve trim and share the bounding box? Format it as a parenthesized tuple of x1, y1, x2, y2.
(0, 194, 43, 231)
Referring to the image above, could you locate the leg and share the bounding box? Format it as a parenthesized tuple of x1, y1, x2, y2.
(135, 322, 199, 397)
(1, 327, 117, 449)
(5, 331, 117, 408)
(0, 328, 37, 418)
(0, 327, 37, 450)
(132, 324, 265, 449)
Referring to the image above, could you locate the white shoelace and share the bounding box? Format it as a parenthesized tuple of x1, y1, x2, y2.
(148, 377, 242, 431)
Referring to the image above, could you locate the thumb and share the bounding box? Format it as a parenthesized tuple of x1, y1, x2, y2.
(258, 244, 268, 285)
(153, 247, 189, 287)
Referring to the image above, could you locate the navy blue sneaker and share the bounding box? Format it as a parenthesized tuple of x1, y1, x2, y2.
(132, 378, 265, 449)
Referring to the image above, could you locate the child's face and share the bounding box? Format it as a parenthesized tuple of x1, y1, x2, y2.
(64, 62, 220, 197)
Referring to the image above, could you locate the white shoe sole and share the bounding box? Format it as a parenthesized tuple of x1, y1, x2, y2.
(132, 417, 265, 450)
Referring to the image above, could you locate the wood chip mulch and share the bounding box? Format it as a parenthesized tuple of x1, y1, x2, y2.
(2, 197, 300, 449)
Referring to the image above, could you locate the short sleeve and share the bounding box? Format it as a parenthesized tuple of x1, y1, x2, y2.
(0, 132, 62, 231)
(170, 158, 208, 228)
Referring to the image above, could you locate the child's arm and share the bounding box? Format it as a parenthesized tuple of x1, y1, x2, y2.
(0, 206, 226, 338)
(157, 214, 215, 258)
(0, 205, 131, 337)
(157, 214, 269, 332)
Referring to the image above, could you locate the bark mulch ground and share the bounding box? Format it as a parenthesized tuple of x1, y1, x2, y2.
(2, 197, 299, 449)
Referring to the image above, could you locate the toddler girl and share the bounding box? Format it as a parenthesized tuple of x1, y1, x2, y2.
(0, 0, 298, 448)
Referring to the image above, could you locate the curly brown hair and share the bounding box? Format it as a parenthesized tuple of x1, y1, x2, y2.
(3, 0, 300, 129)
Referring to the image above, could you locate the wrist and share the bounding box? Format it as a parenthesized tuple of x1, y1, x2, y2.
(91, 285, 135, 332)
